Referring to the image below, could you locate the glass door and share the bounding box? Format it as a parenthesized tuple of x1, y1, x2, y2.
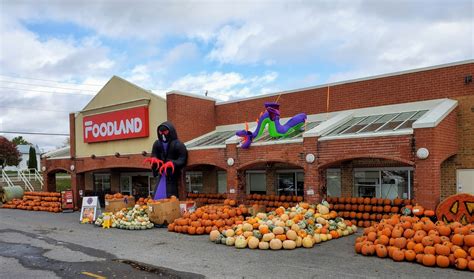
(354, 170, 379, 198)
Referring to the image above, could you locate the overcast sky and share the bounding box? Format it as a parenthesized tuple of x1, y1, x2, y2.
(0, 0, 472, 152)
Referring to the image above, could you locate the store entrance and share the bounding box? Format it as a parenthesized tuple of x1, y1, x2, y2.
(120, 172, 152, 199)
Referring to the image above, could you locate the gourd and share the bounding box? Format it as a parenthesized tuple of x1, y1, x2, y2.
(242, 223, 253, 232)
(220, 237, 227, 245)
(253, 230, 263, 239)
(286, 230, 297, 241)
(258, 241, 270, 250)
(313, 234, 321, 244)
(273, 226, 285, 235)
(235, 236, 248, 249)
(283, 240, 296, 250)
(317, 204, 329, 215)
(295, 236, 302, 248)
(302, 236, 314, 248)
(262, 233, 275, 242)
(225, 229, 235, 237)
(226, 237, 235, 246)
(248, 237, 259, 249)
(270, 238, 283, 250)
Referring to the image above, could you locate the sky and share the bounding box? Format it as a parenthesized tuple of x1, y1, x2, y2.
(0, 0, 472, 152)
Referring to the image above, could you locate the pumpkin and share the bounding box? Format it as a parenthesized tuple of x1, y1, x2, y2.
(455, 258, 468, 270)
(210, 230, 221, 241)
(453, 248, 467, 259)
(235, 236, 247, 249)
(273, 226, 285, 235)
(435, 244, 451, 256)
(248, 237, 259, 249)
(392, 249, 405, 262)
(286, 230, 297, 241)
(465, 235, 474, 247)
(468, 260, 474, 272)
(270, 239, 283, 250)
(302, 236, 313, 248)
(258, 241, 270, 250)
(225, 229, 235, 237)
(262, 233, 275, 242)
(405, 250, 416, 261)
(226, 237, 235, 246)
(422, 254, 436, 266)
(452, 234, 464, 246)
(282, 240, 296, 250)
(242, 223, 253, 232)
(375, 244, 387, 258)
(436, 255, 450, 268)
(361, 243, 375, 256)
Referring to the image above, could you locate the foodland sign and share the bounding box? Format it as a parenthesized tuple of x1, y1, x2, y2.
(83, 106, 149, 143)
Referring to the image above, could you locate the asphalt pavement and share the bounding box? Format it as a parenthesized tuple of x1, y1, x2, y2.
(0, 209, 471, 279)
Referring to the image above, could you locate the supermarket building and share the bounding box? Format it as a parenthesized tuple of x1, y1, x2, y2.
(42, 60, 474, 209)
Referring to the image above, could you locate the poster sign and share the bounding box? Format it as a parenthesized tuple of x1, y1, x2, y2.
(61, 190, 74, 212)
(83, 106, 149, 143)
(79, 196, 101, 223)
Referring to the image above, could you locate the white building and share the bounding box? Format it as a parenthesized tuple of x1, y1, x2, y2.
(3, 144, 41, 171)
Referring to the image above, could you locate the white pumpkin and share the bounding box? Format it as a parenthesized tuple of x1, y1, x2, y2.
(226, 236, 236, 246)
(235, 236, 248, 249)
(302, 236, 314, 248)
(258, 241, 270, 250)
(283, 240, 296, 250)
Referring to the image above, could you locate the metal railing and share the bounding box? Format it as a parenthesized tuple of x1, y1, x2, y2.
(1, 169, 15, 187)
(17, 170, 34, 192)
(23, 168, 44, 186)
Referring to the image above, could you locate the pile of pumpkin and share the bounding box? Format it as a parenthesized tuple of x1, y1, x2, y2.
(355, 214, 474, 271)
(1, 191, 62, 213)
(168, 204, 249, 235)
(245, 194, 303, 213)
(186, 193, 227, 205)
(105, 193, 135, 201)
(95, 204, 154, 230)
(329, 197, 434, 228)
(209, 201, 358, 250)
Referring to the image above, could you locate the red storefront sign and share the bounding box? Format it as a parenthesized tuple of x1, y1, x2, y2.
(83, 106, 149, 143)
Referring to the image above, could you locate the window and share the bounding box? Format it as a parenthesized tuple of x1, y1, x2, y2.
(217, 171, 227, 193)
(186, 172, 203, 193)
(120, 176, 132, 195)
(276, 171, 304, 196)
(325, 110, 428, 137)
(353, 168, 413, 199)
(326, 169, 341, 197)
(247, 172, 266, 194)
(93, 174, 111, 192)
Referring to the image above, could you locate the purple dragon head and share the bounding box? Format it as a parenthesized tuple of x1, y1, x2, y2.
(236, 123, 253, 149)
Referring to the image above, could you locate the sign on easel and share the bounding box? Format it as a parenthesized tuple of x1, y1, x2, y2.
(80, 196, 101, 223)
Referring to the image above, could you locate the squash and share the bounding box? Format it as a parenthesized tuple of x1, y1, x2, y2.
(258, 241, 270, 250)
(295, 236, 303, 248)
(273, 226, 285, 235)
(226, 237, 235, 246)
(286, 230, 297, 241)
(209, 230, 221, 242)
(248, 237, 259, 249)
(283, 240, 296, 250)
(262, 233, 275, 242)
(313, 234, 322, 244)
(235, 236, 248, 249)
(242, 223, 253, 232)
(225, 229, 235, 237)
(302, 236, 314, 248)
(270, 238, 283, 250)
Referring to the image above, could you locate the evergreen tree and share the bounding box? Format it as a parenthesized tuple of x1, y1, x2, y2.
(28, 146, 37, 170)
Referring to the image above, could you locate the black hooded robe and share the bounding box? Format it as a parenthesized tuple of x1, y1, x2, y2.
(151, 121, 187, 198)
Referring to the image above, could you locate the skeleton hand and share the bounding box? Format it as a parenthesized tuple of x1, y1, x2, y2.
(143, 158, 164, 169)
(159, 161, 175, 175)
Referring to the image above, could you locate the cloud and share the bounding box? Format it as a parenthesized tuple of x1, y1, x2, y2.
(169, 71, 279, 101)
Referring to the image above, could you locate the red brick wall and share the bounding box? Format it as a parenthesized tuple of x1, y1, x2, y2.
(317, 135, 415, 167)
(215, 62, 473, 125)
(413, 109, 458, 209)
(166, 93, 216, 142)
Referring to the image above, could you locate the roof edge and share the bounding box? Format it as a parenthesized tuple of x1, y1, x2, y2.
(216, 59, 474, 106)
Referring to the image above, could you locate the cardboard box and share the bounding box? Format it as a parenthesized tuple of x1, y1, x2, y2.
(147, 200, 181, 225)
(179, 201, 196, 215)
(247, 204, 266, 216)
(105, 197, 135, 213)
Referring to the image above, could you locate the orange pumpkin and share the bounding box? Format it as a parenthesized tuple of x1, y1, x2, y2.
(422, 254, 436, 266)
(436, 255, 450, 268)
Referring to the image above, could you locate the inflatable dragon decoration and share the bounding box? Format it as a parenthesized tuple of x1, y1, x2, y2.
(236, 102, 307, 149)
